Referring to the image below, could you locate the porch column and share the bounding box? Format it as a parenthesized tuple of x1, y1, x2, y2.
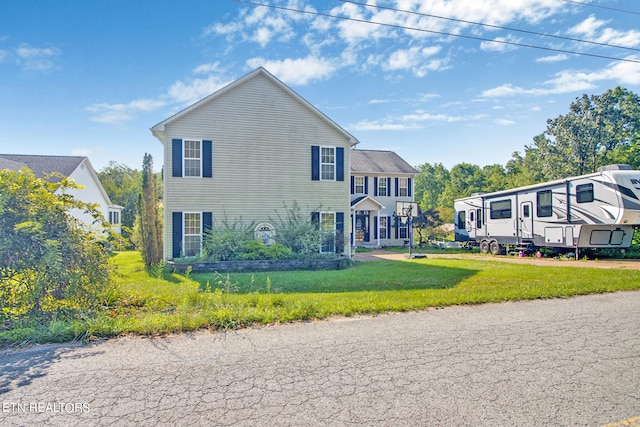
(351, 212, 356, 247)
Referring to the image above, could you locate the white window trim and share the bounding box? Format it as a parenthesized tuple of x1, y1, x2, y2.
(378, 176, 388, 197)
(379, 216, 388, 239)
(320, 146, 336, 181)
(399, 177, 408, 197)
(320, 211, 336, 254)
(354, 176, 365, 194)
(183, 139, 203, 178)
(183, 211, 203, 258)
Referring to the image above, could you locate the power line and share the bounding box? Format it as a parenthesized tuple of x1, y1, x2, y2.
(339, 0, 640, 53)
(232, 0, 640, 64)
(560, 0, 640, 16)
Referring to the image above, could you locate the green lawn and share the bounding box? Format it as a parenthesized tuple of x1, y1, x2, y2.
(81, 251, 640, 338)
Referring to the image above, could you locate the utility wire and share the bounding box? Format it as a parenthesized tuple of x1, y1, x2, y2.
(339, 0, 640, 53)
(233, 0, 640, 64)
(560, 0, 640, 16)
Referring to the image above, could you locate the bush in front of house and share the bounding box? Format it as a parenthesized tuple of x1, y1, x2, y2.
(239, 240, 295, 260)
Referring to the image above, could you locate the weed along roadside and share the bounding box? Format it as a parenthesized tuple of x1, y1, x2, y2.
(3, 250, 640, 346)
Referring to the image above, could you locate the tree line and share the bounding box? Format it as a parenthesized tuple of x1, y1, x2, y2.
(415, 86, 640, 223)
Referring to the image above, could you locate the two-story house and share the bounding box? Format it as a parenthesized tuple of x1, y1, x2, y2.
(151, 67, 358, 260)
(350, 150, 418, 248)
(0, 154, 122, 234)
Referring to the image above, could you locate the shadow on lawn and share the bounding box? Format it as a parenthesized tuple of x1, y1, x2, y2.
(188, 259, 480, 294)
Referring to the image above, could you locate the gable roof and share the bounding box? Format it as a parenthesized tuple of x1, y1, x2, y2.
(0, 154, 117, 208)
(350, 150, 418, 175)
(0, 154, 86, 179)
(150, 67, 359, 146)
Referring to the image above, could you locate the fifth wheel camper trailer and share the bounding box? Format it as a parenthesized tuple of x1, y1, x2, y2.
(454, 164, 640, 255)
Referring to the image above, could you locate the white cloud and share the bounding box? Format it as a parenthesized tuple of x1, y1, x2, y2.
(193, 62, 224, 74)
(384, 46, 445, 77)
(568, 15, 640, 48)
(87, 99, 167, 124)
(246, 56, 337, 85)
(168, 75, 231, 104)
(15, 43, 61, 71)
(536, 54, 569, 63)
(480, 35, 521, 53)
(350, 119, 421, 131)
(495, 118, 516, 126)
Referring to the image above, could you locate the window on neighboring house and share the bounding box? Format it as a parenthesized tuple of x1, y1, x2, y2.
(109, 210, 120, 225)
(320, 212, 336, 253)
(321, 147, 335, 180)
(354, 176, 364, 194)
(379, 216, 388, 239)
(184, 140, 202, 177)
(378, 177, 388, 196)
(399, 177, 408, 197)
(399, 222, 408, 239)
(576, 183, 594, 203)
(183, 212, 202, 257)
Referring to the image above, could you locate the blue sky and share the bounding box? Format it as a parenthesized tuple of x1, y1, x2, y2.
(1, 1, 639, 172)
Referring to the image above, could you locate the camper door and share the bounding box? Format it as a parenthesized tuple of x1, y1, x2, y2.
(519, 201, 534, 241)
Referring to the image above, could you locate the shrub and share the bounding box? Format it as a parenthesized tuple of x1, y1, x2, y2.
(202, 220, 254, 261)
(271, 203, 322, 256)
(240, 241, 295, 260)
(0, 169, 114, 327)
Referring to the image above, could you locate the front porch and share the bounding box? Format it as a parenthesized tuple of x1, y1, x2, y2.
(350, 196, 385, 249)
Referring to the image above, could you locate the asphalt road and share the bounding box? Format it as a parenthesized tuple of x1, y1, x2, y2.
(1, 291, 639, 426)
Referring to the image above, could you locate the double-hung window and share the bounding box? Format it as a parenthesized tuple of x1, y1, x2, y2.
(378, 177, 388, 197)
(379, 216, 388, 239)
(183, 212, 202, 257)
(184, 140, 202, 177)
(320, 212, 336, 253)
(399, 178, 408, 197)
(321, 147, 335, 180)
(354, 176, 364, 194)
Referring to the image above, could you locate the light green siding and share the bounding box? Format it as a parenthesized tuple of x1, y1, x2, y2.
(160, 71, 352, 259)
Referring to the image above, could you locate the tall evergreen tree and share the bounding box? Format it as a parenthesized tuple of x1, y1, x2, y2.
(139, 154, 163, 266)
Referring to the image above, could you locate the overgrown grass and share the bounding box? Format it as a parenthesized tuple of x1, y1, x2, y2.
(3, 251, 640, 345)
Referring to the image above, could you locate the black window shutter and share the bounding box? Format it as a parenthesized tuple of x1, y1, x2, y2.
(387, 219, 391, 239)
(374, 177, 378, 197)
(373, 216, 378, 239)
(202, 140, 212, 178)
(364, 177, 368, 195)
(395, 178, 399, 197)
(311, 211, 320, 228)
(335, 212, 344, 253)
(387, 178, 392, 195)
(336, 147, 344, 181)
(408, 178, 412, 197)
(350, 176, 355, 194)
(172, 139, 182, 177)
(203, 212, 212, 234)
(172, 212, 182, 258)
(311, 146, 320, 180)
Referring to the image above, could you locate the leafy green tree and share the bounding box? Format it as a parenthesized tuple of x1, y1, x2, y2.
(414, 162, 449, 211)
(0, 169, 113, 326)
(98, 161, 142, 240)
(138, 154, 163, 266)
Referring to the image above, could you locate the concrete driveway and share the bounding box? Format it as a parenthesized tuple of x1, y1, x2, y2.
(1, 292, 639, 426)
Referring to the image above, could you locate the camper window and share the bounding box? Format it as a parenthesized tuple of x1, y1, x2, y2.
(537, 190, 553, 217)
(490, 200, 512, 219)
(576, 184, 594, 203)
(457, 210, 466, 228)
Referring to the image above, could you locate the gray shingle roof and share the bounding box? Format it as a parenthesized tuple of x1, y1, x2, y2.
(350, 150, 417, 175)
(0, 154, 86, 179)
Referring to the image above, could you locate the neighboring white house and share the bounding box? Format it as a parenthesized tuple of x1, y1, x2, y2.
(0, 154, 122, 234)
(151, 67, 358, 260)
(350, 150, 418, 248)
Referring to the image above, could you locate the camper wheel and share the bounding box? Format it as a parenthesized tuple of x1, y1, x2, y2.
(489, 240, 502, 255)
(479, 240, 490, 254)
